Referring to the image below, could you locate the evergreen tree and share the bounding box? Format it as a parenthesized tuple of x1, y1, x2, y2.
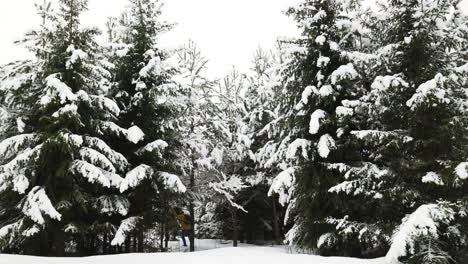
(173, 40, 219, 251)
(106, 0, 186, 251)
(266, 0, 385, 257)
(204, 68, 252, 247)
(358, 1, 468, 263)
(326, 0, 467, 262)
(0, 0, 132, 256)
(241, 48, 286, 245)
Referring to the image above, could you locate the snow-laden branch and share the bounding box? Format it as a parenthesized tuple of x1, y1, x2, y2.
(210, 175, 248, 213)
(95, 195, 130, 216)
(40, 74, 77, 105)
(286, 139, 311, 160)
(120, 164, 153, 193)
(351, 130, 413, 143)
(0, 134, 38, 161)
(268, 167, 296, 206)
(386, 204, 456, 264)
(137, 139, 168, 155)
(84, 136, 128, 171)
(317, 134, 336, 158)
(0, 144, 43, 194)
(455, 162, 468, 180)
(111, 216, 142, 246)
(159, 171, 186, 193)
(309, 109, 327, 135)
(79, 147, 116, 173)
(20, 186, 62, 225)
(120, 165, 186, 194)
(70, 160, 122, 188)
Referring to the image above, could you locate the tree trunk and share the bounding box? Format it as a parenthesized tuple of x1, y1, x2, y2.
(133, 235, 137, 252)
(39, 229, 50, 256)
(77, 236, 85, 256)
(51, 226, 65, 256)
(103, 233, 108, 254)
(232, 210, 238, 247)
(137, 232, 144, 252)
(189, 157, 196, 252)
(91, 237, 96, 255)
(189, 204, 195, 252)
(272, 195, 281, 245)
(159, 224, 164, 251)
(125, 237, 130, 253)
(164, 226, 169, 249)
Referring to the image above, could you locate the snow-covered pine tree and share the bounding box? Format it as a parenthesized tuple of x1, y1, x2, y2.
(0, 0, 52, 143)
(240, 48, 286, 245)
(106, 0, 186, 251)
(0, 59, 41, 256)
(0, 0, 134, 256)
(175, 43, 271, 247)
(266, 0, 382, 256)
(329, 0, 468, 262)
(356, 1, 468, 263)
(178, 61, 289, 247)
(204, 68, 252, 247)
(173, 40, 220, 250)
(0, 2, 51, 252)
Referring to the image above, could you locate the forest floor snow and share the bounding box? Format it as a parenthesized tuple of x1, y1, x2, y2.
(0, 240, 385, 264)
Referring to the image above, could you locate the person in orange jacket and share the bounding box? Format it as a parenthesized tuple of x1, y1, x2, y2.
(171, 207, 193, 247)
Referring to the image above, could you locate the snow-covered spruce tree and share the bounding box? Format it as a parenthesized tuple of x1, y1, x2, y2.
(0, 2, 52, 252)
(322, 0, 468, 262)
(0, 60, 38, 140)
(173, 40, 223, 250)
(175, 43, 274, 246)
(351, 1, 468, 263)
(266, 0, 385, 257)
(205, 68, 260, 247)
(0, 0, 52, 143)
(0, 0, 135, 256)
(0, 59, 41, 256)
(238, 48, 286, 245)
(328, 0, 468, 262)
(106, 0, 186, 251)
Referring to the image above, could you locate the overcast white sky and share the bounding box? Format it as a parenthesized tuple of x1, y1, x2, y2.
(0, 0, 299, 77)
(0, 0, 466, 77)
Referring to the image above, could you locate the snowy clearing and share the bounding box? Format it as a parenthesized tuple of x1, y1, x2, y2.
(0, 246, 384, 264)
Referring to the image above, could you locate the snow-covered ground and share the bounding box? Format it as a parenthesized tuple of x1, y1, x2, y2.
(0, 243, 384, 264)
